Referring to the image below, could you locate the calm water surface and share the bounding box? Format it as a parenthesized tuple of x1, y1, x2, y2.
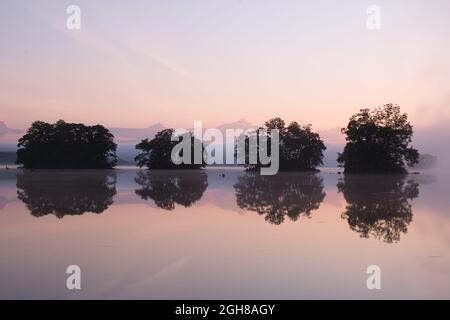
(0, 167, 449, 299)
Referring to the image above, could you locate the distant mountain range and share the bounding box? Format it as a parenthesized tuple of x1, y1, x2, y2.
(0, 118, 344, 144)
(0, 119, 345, 166)
(0, 121, 22, 136)
(110, 118, 259, 144)
(2, 118, 445, 169)
(112, 119, 344, 166)
(112, 119, 262, 163)
(109, 123, 166, 143)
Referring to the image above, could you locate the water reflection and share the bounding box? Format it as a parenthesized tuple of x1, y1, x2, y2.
(0, 195, 7, 210)
(134, 170, 208, 210)
(234, 172, 326, 225)
(3, 167, 450, 299)
(337, 175, 419, 243)
(17, 170, 117, 218)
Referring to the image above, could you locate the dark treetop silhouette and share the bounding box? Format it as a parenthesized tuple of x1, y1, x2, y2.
(16, 120, 117, 169)
(337, 174, 419, 243)
(17, 170, 117, 218)
(238, 117, 326, 172)
(234, 172, 326, 225)
(134, 170, 208, 210)
(337, 104, 419, 173)
(135, 128, 206, 170)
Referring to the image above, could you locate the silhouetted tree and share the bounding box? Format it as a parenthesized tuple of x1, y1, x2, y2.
(234, 172, 326, 225)
(135, 129, 206, 169)
(16, 120, 117, 169)
(134, 170, 208, 210)
(17, 170, 117, 218)
(337, 174, 419, 243)
(237, 117, 326, 172)
(337, 104, 419, 173)
(281, 121, 326, 170)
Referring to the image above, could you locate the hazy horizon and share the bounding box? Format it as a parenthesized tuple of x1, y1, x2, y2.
(2, 1, 450, 164)
(0, 116, 448, 166)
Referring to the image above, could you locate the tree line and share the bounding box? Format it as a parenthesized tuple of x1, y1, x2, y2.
(16, 104, 420, 174)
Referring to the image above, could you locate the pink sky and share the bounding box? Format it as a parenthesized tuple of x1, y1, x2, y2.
(1, 1, 450, 132)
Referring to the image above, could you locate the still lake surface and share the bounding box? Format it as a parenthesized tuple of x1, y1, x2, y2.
(0, 167, 449, 299)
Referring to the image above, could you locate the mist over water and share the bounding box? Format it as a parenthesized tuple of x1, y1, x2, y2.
(0, 167, 449, 299)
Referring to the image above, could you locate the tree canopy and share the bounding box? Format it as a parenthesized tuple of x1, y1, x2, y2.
(238, 117, 326, 172)
(337, 104, 419, 173)
(135, 128, 206, 170)
(16, 120, 117, 169)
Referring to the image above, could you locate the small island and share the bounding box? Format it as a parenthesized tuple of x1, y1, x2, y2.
(337, 104, 419, 174)
(16, 120, 117, 169)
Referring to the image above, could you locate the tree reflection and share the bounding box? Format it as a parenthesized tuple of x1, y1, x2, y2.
(337, 175, 419, 243)
(134, 170, 208, 210)
(234, 172, 326, 225)
(17, 170, 117, 218)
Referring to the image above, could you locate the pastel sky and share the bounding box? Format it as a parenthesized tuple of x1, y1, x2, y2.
(1, 0, 450, 130)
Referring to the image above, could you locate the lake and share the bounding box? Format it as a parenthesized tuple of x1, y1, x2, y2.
(0, 167, 449, 299)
